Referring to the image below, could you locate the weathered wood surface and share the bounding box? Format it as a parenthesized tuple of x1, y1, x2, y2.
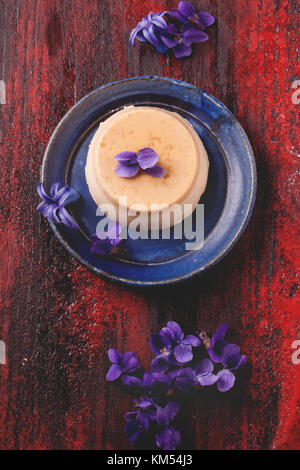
(0, 0, 299, 450)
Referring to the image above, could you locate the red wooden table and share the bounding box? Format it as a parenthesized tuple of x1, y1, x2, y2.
(0, 0, 299, 450)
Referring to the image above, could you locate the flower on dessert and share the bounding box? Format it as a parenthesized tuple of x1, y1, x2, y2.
(161, 23, 209, 59)
(37, 181, 80, 229)
(160, 321, 201, 363)
(114, 148, 165, 178)
(168, 1, 215, 30)
(106, 348, 140, 382)
(90, 221, 122, 256)
(130, 12, 169, 54)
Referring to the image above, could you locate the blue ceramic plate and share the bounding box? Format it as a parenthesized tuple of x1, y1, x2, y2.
(41, 76, 256, 286)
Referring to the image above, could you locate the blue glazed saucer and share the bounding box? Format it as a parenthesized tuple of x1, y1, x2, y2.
(41, 76, 257, 286)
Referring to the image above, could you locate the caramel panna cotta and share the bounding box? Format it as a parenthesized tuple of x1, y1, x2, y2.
(85, 106, 209, 229)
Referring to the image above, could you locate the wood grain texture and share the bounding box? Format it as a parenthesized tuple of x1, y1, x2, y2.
(0, 0, 299, 450)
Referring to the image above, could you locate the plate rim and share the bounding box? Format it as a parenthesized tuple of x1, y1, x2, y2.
(41, 76, 257, 286)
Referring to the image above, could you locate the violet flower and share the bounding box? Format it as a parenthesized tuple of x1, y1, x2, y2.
(194, 359, 219, 386)
(168, 367, 195, 392)
(216, 344, 247, 392)
(204, 322, 229, 363)
(161, 23, 209, 59)
(168, 1, 215, 30)
(122, 372, 169, 398)
(125, 410, 149, 444)
(160, 321, 201, 364)
(114, 148, 165, 178)
(156, 426, 181, 451)
(149, 334, 173, 373)
(169, 360, 218, 391)
(201, 324, 247, 392)
(37, 182, 80, 229)
(130, 12, 169, 54)
(90, 221, 122, 256)
(156, 401, 180, 426)
(106, 349, 140, 382)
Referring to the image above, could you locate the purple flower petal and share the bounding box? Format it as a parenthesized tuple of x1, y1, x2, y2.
(123, 352, 140, 372)
(167, 321, 184, 341)
(114, 151, 138, 163)
(106, 364, 122, 381)
(177, 1, 195, 17)
(197, 12, 215, 28)
(151, 356, 169, 373)
(182, 334, 201, 347)
(149, 334, 165, 355)
(139, 413, 150, 431)
(149, 13, 168, 30)
(195, 358, 214, 376)
(108, 348, 122, 364)
(57, 187, 80, 207)
(115, 162, 139, 178)
(160, 327, 176, 343)
(124, 411, 137, 422)
(137, 147, 159, 169)
(37, 183, 53, 204)
(173, 43, 192, 58)
(49, 181, 62, 198)
(156, 426, 181, 450)
(91, 239, 112, 256)
(122, 375, 143, 387)
(125, 422, 143, 444)
(160, 33, 179, 48)
(211, 323, 228, 347)
(168, 9, 186, 23)
(164, 401, 180, 422)
(217, 369, 236, 392)
(143, 372, 154, 389)
(222, 343, 247, 371)
(207, 346, 226, 363)
(198, 372, 219, 386)
(174, 343, 193, 363)
(222, 344, 240, 363)
(135, 397, 153, 410)
(106, 221, 122, 240)
(175, 367, 195, 391)
(144, 164, 166, 178)
(182, 29, 209, 45)
(57, 207, 79, 229)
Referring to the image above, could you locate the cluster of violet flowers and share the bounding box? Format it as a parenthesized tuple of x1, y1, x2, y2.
(130, 1, 215, 59)
(37, 182, 123, 256)
(107, 321, 246, 450)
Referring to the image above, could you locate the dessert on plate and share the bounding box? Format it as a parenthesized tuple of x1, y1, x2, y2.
(85, 106, 209, 229)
